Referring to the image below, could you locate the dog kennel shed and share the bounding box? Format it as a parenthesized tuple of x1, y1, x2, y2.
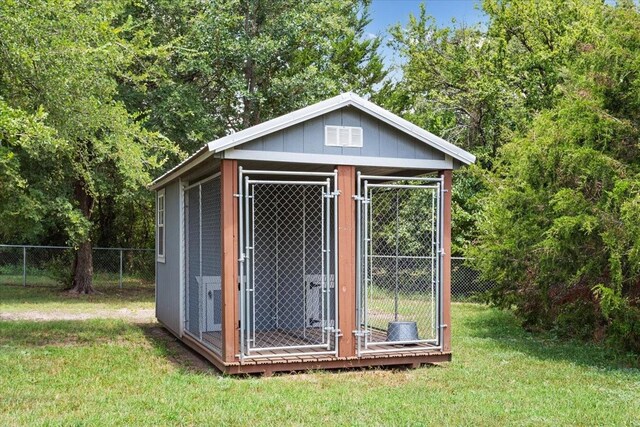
(150, 93, 475, 375)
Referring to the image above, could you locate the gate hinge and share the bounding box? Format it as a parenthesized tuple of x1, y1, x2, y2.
(325, 190, 341, 199)
(353, 196, 370, 204)
(233, 193, 242, 198)
(353, 330, 371, 337)
(440, 324, 448, 328)
(325, 327, 342, 337)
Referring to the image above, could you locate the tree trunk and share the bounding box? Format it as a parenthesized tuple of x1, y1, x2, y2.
(71, 240, 94, 294)
(70, 179, 95, 294)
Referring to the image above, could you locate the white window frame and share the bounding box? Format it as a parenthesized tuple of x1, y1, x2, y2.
(157, 188, 166, 263)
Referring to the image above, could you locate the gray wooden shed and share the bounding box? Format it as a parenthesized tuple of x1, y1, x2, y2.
(150, 92, 475, 375)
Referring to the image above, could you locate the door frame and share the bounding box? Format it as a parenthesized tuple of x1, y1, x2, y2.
(237, 168, 340, 359)
(355, 172, 444, 356)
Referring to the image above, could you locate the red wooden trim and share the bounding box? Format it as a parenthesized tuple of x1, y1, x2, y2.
(337, 165, 356, 358)
(221, 159, 239, 362)
(440, 170, 452, 353)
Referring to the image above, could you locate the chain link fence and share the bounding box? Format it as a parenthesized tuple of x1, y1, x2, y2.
(451, 257, 494, 302)
(0, 245, 491, 300)
(0, 244, 154, 289)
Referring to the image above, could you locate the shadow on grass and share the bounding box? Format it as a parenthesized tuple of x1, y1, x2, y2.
(137, 323, 223, 375)
(0, 283, 155, 306)
(459, 304, 640, 373)
(0, 318, 222, 376)
(137, 323, 444, 378)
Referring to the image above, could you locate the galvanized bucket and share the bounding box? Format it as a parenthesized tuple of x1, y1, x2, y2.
(387, 321, 419, 342)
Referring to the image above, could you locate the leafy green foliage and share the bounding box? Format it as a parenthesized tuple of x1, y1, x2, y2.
(467, 1, 640, 351)
(0, 0, 177, 290)
(382, 0, 640, 351)
(122, 0, 386, 154)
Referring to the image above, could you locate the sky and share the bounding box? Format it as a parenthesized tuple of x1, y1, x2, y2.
(367, 0, 487, 75)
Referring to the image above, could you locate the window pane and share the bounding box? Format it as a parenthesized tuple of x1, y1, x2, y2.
(158, 226, 164, 256)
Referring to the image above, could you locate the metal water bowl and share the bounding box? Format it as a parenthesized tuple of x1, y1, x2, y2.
(387, 321, 419, 342)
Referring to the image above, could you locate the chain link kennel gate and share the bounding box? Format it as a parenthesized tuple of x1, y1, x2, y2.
(239, 169, 339, 359)
(355, 173, 443, 355)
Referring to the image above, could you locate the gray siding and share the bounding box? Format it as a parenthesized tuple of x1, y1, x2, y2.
(156, 180, 182, 335)
(237, 106, 445, 161)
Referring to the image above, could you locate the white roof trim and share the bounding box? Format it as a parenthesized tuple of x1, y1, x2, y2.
(208, 92, 475, 165)
(150, 92, 475, 189)
(149, 145, 211, 190)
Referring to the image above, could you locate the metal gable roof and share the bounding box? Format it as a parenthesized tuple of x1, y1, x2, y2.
(150, 92, 476, 189)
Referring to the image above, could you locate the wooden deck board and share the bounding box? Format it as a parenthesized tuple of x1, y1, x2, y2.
(188, 326, 446, 374)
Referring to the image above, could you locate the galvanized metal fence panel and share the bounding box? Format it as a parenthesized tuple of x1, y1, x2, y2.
(183, 174, 223, 354)
(0, 244, 154, 288)
(357, 175, 443, 354)
(239, 169, 339, 359)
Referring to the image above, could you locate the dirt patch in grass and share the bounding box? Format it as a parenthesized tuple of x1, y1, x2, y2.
(0, 308, 155, 323)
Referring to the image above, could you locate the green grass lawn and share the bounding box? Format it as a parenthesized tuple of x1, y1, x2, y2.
(1, 285, 639, 426)
(0, 283, 154, 314)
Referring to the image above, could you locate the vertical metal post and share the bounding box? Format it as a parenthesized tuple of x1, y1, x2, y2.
(394, 190, 400, 321)
(437, 179, 444, 349)
(333, 169, 339, 354)
(22, 246, 26, 287)
(324, 179, 331, 349)
(199, 184, 203, 341)
(243, 175, 251, 354)
(119, 249, 123, 288)
(363, 180, 370, 348)
(355, 172, 362, 356)
(431, 188, 436, 337)
(250, 182, 256, 347)
(320, 185, 326, 344)
(238, 167, 245, 358)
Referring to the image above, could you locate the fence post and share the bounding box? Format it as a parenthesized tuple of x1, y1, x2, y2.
(119, 249, 123, 288)
(22, 246, 26, 287)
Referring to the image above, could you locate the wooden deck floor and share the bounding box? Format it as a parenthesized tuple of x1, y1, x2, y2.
(175, 323, 449, 375)
(362, 328, 438, 352)
(200, 327, 439, 365)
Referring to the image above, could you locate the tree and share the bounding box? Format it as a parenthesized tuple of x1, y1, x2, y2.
(0, 0, 176, 293)
(121, 0, 387, 154)
(380, 0, 602, 254)
(469, 1, 640, 350)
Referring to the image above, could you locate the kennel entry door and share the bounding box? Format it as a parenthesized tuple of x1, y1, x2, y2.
(239, 171, 338, 358)
(356, 174, 443, 355)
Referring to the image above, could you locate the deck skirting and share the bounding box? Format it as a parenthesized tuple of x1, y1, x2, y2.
(178, 326, 450, 375)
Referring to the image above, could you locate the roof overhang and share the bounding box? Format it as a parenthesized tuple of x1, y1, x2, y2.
(149, 92, 476, 190)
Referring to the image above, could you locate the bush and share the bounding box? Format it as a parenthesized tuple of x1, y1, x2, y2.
(42, 250, 74, 287)
(470, 4, 640, 354)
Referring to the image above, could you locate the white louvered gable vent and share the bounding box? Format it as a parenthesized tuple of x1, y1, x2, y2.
(325, 125, 363, 148)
